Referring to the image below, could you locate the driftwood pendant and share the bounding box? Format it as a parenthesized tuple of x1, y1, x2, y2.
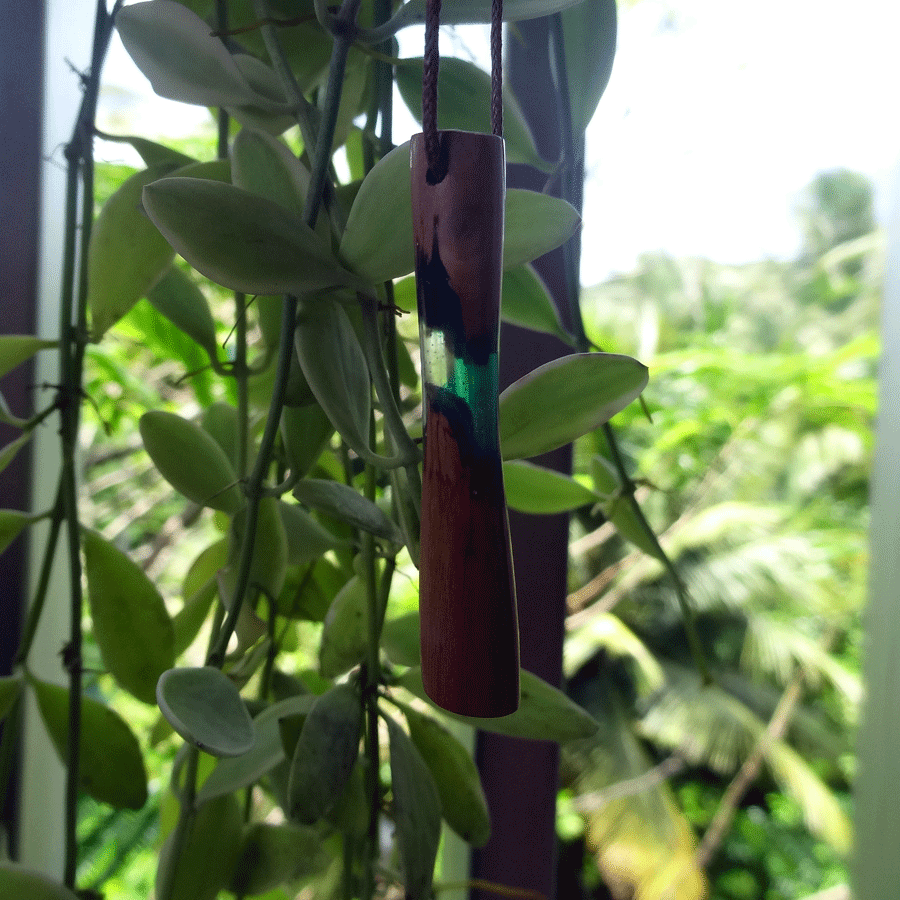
(411, 130, 520, 717)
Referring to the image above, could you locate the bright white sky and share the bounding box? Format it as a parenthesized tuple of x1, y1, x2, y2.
(99, 0, 900, 285)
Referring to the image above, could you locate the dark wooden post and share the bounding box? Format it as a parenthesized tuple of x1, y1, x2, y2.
(0, 0, 45, 859)
(471, 17, 577, 900)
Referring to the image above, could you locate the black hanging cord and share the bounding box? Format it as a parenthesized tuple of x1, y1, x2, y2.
(491, 0, 503, 137)
(423, 0, 504, 181)
(423, 0, 443, 181)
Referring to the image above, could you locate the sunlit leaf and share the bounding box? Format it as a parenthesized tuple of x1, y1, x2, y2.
(561, 0, 617, 133)
(83, 528, 175, 704)
(499, 353, 648, 460)
(0, 336, 57, 379)
(503, 459, 598, 514)
(395, 57, 547, 170)
(143, 178, 366, 296)
(88, 165, 177, 339)
(399, 666, 598, 742)
(117, 0, 258, 108)
(32, 678, 148, 809)
(501, 265, 572, 344)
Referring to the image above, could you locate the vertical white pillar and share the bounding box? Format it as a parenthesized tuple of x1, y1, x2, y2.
(18, 0, 92, 877)
(853, 158, 900, 899)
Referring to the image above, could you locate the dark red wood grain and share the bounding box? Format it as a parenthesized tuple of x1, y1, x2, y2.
(412, 130, 520, 717)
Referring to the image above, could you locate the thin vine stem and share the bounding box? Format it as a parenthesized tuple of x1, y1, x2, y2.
(549, 13, 710, 683)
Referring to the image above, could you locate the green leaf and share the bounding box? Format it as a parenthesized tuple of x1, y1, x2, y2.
(287, 683, 361, 823)
(0, 674, 22, 723)
(227, 55, 294, 134)
(561, 0, 617, 134)
(503, 460, 598, 514)
(173, 579, 218, 658)
(293, 478, 402, 544)
(501, 265, 572, 343)
(117, 0, 258, 108)
(395, 57, 547, 170)
(156, 667, 255, 757)
(591, 455, 665, 560)
(280, 404, 335, 480)
(403, 704, 491, 847)
(140, 410, 243, 514)
(0, 431, 33, 475)
(388, 0, 586, 29)
(156, 793, 243, 900)
(294, 299, 373, 462)
(499, 352, 648, 460)
(278, 501, 343, 566)
(32, 678, 148, 809)
(83, 528, 175, 704)
(340, 145, 581, 282)
(399, 666, 599, 743)
(142, 178, 366, 296)
(0, 863, 81, 900)
(200, 402, 239, 469)
(319, 576, 368, 678)
(381, 612, 422, 667)
(0, 335, 57, 378)
(339, 141, 413, 284)
(503, 189, 581, 270)
(145, 265, 219, 357)
(230, 822, 330, 896)
(95, 132, 196, 168)
(231, 127, 309, 217)
(0, 509, 35, 554)
(385, 715, 442, 900)
(231, 497, 289, 602)
(198, 695, 315, 804)
(88, 165, 178, 339)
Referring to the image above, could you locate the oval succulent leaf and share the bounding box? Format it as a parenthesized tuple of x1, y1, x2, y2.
(503, 189, 581, 270)
(145, 265, 219, 358)
(386, 715, 442, 900)
(140, 410, 243, 514)
(88, 165, 177, 339)
(501, 265, 572, 344)
(0, 335, 57, 379)
(503, 460, 599, 514)
(592, 455, 666, 560)
(0, 863, 82, 900)
(156, 667, 255, 758)
(117, 0, 257, 108)
(294, 300, 373, 462)
(293, 478, 402, 544)
(561, 0, 618, 134)
(278, 500, 343, 566)
(319, 576, 369, 678)
(339, 141, 414, 284)
(395, 57, 546, 170)
(403, 705, 491, 847)
(142, 178, 366, 296)
(32, 678, 148, 809)
(398, 666, 599, 743)
(156, 793, 243, 900)
(231, 127, 309, 217)
(287, 683, 361, 823)
(82, 528, 175, 704)
(499, 352, 649, 460)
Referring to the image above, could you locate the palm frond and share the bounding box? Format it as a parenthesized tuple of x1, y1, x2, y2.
(565, 612, 665, 695)
(563, 689, 707, 900)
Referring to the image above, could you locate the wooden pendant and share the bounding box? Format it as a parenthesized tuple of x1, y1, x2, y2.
(411, 129, 520, 717)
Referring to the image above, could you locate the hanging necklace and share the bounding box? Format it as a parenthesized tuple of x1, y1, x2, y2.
(412, 0, 520, 717)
